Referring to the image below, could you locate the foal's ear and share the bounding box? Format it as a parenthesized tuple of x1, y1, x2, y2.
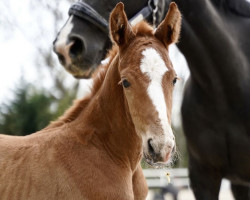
(109, 2, 134, 46)
(154, 2, 181, 47)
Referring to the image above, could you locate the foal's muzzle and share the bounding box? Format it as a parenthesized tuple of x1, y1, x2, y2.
(144, 138, 175, 166)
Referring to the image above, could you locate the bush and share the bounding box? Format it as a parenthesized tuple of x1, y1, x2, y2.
(0, 82, 75, 136)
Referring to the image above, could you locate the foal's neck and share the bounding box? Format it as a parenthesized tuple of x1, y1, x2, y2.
(77, 56, 142, 170)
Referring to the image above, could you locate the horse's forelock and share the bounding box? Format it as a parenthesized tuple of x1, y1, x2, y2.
(132, 21, 154, 37)
(90, 21, 154, 96)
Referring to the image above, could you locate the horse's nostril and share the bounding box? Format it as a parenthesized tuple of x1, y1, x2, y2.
(69, 37, 84, 58)
(148, 139, 155, 156)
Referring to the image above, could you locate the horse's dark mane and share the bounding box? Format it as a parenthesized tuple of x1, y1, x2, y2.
(46, 21, 154, 130)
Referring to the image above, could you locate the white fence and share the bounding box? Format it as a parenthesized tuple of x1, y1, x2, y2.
(143, 168, 189, 190)
(143, 168, 234, 200)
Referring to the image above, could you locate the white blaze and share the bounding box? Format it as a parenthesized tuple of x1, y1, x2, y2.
(140, 48, 174, 141)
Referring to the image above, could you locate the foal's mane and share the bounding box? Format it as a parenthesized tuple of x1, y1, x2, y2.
(46, 22, 154, 130)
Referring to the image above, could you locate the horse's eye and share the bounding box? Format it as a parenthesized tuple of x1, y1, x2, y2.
(173, 77, 177, 85)
(122, 79, 130, 88)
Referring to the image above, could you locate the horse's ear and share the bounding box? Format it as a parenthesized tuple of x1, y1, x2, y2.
(109, 2, 134, 46)
(154, 2, 181, 46)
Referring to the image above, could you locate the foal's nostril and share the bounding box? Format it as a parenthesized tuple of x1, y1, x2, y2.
(69, 37, 84, 58)
(148, 139, 155, 156)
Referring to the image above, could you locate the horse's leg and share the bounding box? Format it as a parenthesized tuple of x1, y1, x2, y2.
(132, 164, 148, 200)
(231, 183, 250, 200)
(189, 155, 222, 200)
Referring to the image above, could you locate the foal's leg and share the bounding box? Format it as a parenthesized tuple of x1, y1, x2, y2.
(132, 165, 148, 200)
(189, 156, 222, 200)
(231, 183, 250, 200)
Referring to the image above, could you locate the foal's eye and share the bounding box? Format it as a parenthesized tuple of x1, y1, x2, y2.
(173, 77, 177, 85)
(122, 79, 131, 88)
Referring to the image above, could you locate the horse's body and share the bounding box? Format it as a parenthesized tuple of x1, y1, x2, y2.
(0, 102, 146, 200)
(176, 0, 250, 199)
(0, 3, 181, 199)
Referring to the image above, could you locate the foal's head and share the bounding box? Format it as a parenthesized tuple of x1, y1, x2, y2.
(109, 2, 181, 165)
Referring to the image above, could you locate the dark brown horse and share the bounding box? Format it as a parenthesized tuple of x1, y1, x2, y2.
(176, 0, 250, 199)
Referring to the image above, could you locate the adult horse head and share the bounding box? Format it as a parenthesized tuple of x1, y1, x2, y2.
(0, 3, 181, 199)
(53, 0, 168, 78)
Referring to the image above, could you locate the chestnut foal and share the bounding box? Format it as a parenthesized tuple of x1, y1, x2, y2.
(0, 3, 181, 200)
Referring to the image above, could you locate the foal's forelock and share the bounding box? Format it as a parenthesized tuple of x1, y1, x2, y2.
(140, 48, 174, 141)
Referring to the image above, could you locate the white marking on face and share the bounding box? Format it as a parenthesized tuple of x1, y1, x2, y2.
(55, 16, 74, 48)
(140, 48, 174, 142)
